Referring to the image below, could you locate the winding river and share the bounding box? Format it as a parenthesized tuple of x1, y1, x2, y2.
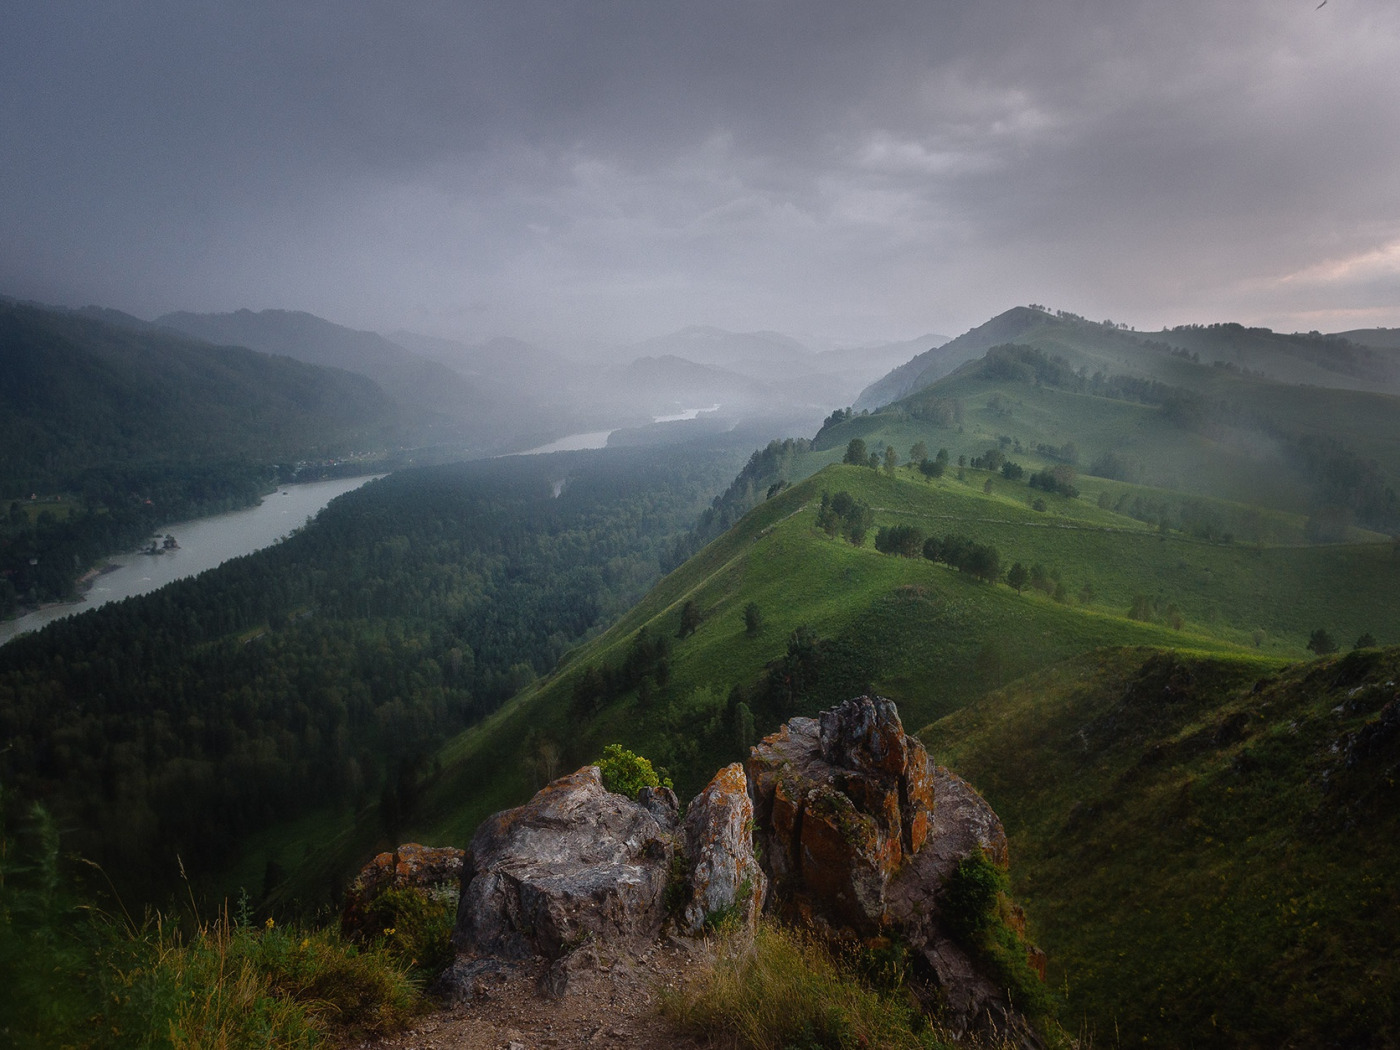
(0, 475, 379, 645)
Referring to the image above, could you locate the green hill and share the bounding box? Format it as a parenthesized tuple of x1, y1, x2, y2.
(925, 645, 1400, 1047)
(271, 455, 1393, 1047)
(858, 307, 1400, 410)
(355, 457, 1396, 854)
(822, 320, 1400, 537)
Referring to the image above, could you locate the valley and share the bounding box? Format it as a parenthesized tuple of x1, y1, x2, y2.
(3, 301, 1400, 1048)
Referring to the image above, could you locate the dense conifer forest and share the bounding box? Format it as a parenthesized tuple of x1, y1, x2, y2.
(0, 440, 749, 900)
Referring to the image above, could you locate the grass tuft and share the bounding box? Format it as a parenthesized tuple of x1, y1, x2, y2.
(662, 920, 952, 1050)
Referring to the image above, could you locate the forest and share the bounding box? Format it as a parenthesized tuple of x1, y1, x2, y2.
(0, 439, 749, 901)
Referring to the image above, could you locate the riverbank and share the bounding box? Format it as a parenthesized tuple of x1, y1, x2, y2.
(1, 475, 381, 645)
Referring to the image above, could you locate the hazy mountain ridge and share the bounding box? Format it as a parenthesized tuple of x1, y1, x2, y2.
(858, 306, 1400, 412)
(0, 300, 398, 489)
(156, 308, 524, 445)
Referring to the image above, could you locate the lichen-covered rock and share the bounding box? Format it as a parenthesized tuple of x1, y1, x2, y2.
(886, 767, 1017, 1035)
(342, 842, 465, 939)
(678, 763, 766, 934)
(747, 696, 934, 933)
(453, 766, 673, 962)
(819, 694, 910, 776)
(748, 697, 1043, 1045)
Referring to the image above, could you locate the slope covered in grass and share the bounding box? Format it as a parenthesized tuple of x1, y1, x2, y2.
(925, 646, 1400, 1048)
(826, 310, 1400, 537)
(377, 457, 1400, 861)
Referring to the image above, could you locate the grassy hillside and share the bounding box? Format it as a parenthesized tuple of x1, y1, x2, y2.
(317, 455, 1400, 1047)
(349, 458, 1400, 863)
(821, 330, 1400, 535)
(925, 646, 1400, 1047)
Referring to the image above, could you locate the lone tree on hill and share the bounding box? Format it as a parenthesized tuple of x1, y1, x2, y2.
(843, 438, 867, 465)
(679, 600, 702, 638)
(744, 601, 763, 636)
(1307, 628, 1338, 655)
(1007, 562, 1029, 594)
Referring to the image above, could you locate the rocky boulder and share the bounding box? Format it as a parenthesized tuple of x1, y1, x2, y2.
(748, 696, 1041, 1044)
(748, 695, 935, 933)
(887, 766, 1021, 1037)
(677, 763, 766, 934)
(341, 842, 465, 940)
(452, 765, 674, 963)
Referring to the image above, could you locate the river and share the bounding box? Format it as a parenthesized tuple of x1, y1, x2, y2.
(518, 405, 722, 456)
(0, 475, 379, 645)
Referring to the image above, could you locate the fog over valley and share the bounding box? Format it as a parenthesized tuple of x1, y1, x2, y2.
(4, 5, 1400, 1049)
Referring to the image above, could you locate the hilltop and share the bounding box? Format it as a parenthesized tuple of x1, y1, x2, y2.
(823, 309, 1400, 539)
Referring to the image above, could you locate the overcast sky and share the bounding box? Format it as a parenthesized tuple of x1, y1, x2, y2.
(3, 1, 1399, 349)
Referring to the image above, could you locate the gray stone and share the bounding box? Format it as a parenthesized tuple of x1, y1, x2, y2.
(887, 766, 1017, 1037)
(430, 955, 523, 1005)
(453, 765, 673, 963)
(637, 784, 679, 830)
(677, 763, 766, 934)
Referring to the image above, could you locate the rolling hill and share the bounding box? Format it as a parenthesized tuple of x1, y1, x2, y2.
(830, 310, 1400, 537)
(856, 306, 1400, 411)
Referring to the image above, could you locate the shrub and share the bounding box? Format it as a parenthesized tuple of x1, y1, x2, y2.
(365, 885, 458, 976)
(940, 850, 1055, 1024)
(595, 743, 672, 798)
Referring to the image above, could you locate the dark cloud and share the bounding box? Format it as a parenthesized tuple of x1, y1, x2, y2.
(3, 0, 1398, 345)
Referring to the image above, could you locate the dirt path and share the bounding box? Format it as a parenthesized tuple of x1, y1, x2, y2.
(348, 940, 715, 1050)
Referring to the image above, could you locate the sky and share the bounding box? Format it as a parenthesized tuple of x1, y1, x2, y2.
(3, 1, 1400, 350)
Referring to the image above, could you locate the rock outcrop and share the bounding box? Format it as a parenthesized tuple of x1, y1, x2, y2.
(342, 842, 465, 940)
(748, 696, 1040, 1043)
(402, 696, 1040, 1042)
(676, 763, 766, 934)
(453, 766, 674, 963)
(747, 695, 935, 933)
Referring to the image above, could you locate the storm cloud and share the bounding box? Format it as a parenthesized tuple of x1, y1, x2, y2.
(3, 1, 1399, 345)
